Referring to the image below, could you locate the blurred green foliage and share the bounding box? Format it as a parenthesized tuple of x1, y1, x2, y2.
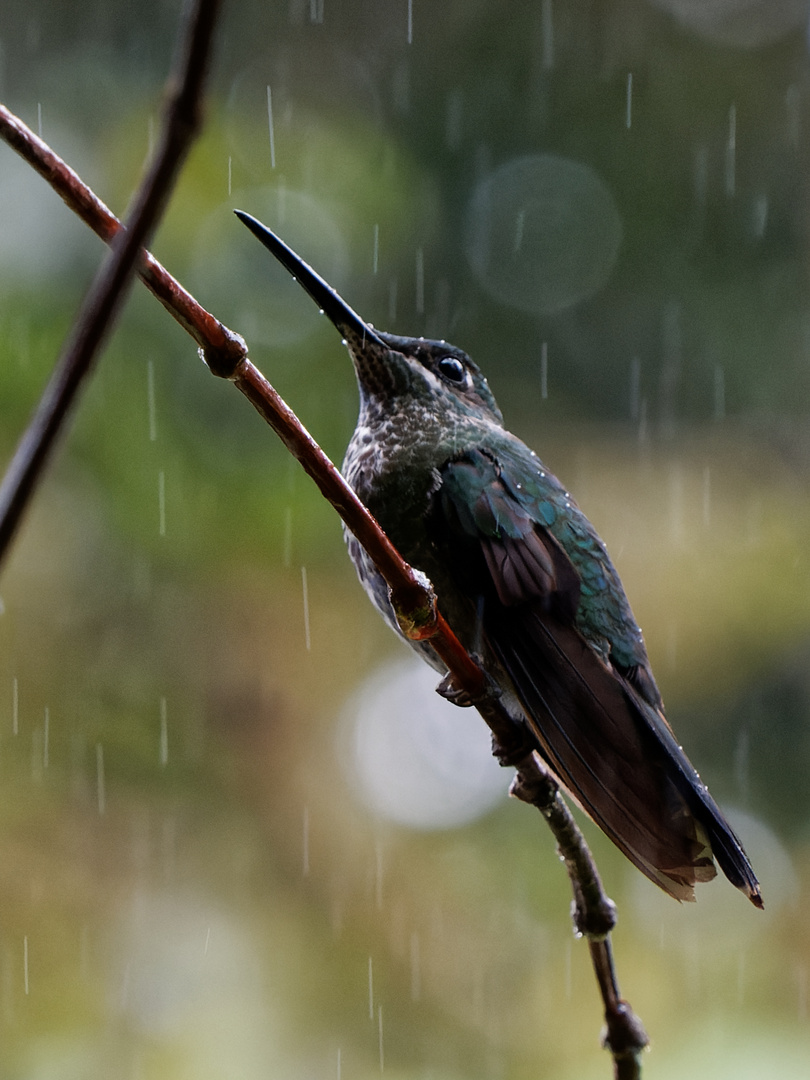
(1, 0, 810, 1078)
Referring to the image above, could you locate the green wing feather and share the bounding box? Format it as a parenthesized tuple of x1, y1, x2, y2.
(434, 446, 762, 906)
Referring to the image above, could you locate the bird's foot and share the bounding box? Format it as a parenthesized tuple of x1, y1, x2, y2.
(435, 670, 475, 707)
(435, 656, 499, 708)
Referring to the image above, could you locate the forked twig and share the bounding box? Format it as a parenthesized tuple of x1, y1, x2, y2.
(0, 101, 647, 1078)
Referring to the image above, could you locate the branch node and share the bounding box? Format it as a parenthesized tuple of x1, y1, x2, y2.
(491, 725, 536, 767)
(199, 328, 248, 379)
(572, 893, 617, 940)
(601, 999, 650, 1059)
(390, 571, 438, 641)
(509, 754, 559, 809)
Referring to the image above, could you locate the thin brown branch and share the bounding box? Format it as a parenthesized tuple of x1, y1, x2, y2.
(0, 102, 246, 368)
(511, 756, 648, 1077)
(0, 98, 647, 1077)
(0, 0, 223, 563)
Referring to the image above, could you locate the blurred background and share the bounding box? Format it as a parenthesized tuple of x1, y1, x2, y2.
(1, 0, 809, 1077)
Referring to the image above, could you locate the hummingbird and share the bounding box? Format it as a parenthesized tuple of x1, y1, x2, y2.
(235, 210, 762, 908)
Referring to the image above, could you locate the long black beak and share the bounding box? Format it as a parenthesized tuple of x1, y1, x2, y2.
(234, 210, 387, 348)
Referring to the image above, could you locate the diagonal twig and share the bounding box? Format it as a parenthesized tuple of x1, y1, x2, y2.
(0, 102, 245, 372)
(0, 0, 223, 563)
(0, 102, 648, 1078)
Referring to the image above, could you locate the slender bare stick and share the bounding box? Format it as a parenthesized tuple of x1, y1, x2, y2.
(0, 103, 245, 371)
(0, 0, 223, 563)
(511, 760, 648, 1077)
(0, 104, 648, 1076)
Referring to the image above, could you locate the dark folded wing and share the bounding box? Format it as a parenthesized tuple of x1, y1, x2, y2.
(436, 450, 762, 905)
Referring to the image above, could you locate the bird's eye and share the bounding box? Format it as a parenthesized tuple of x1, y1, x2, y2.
(437, 356, 467, 384)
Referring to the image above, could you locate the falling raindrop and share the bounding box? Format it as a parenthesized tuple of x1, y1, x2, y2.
(714, 364, 725, 420)
(79, 924, 89, 980)
(301, 566, 311, 650)
(540, 341, 548, 399)
(797, 963, 807, 1021)
(31, 728, 42, 783)
(702, 466, 712, 528)
(629, 356, 641, 421)
(158, 470, 166, 537)
(22, 936, 28, 996)
(159, 697, 168, 767)
(726, 103, 736, 198)
(638, 397, 648, 443)
(541, 0, 554, 71)
(147, 360, 157, 442)
(161, 814, 178, 880)
(374, 841, 383, 910)
(752, 194, 768, 238)
(786, 84, 801, 150)
(660, 301, 682, 438)
(669, 465, 685, 547)
(406, 0, 413, 44)
(626, 72, 633, 129)
(96, 743, 106, 816)
(43, 707, 49, 770)
(373, 224, 379, 274)
(513, 209, 526, 255)
(12, 677, 18, 736)
(227, 155, 232, 196)
(266, 85, 276, 169)
(36, 102, 42, 139)
(368, 955, 374, 1020)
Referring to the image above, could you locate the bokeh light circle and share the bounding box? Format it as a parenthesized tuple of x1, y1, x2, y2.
(647, 0, 807, 49)
(465, 154, 622, 316)
(342, 656, 507, 830)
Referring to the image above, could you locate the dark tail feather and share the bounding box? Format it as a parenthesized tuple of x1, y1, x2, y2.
(487, 606, 762, 906)
(617, 677, 763, 907)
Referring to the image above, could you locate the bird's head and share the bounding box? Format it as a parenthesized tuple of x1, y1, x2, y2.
(235, 211, 503, 429)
